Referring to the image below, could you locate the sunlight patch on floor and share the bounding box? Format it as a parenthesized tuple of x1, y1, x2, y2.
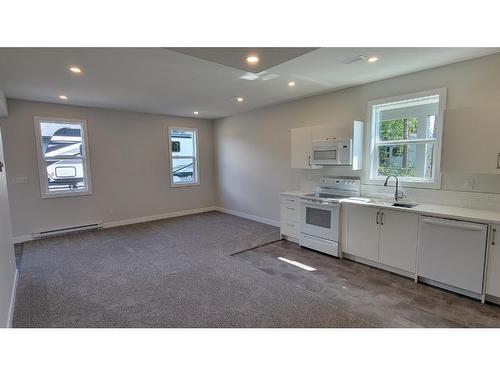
(278, 257, 316, 271)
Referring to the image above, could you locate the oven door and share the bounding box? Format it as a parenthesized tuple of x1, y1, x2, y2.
(300, 199, 339, 241)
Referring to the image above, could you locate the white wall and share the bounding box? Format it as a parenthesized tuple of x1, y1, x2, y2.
(0, 122, 16, 327)
(214, 53, 500, 222)
(1, 100, 216, 238)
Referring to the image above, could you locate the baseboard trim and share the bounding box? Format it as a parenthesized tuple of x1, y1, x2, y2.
(103, 206, 218, 228)
(12, 206, 218, 243)
(12, 206, 278, 243)
(215, 207, 280, 227)
(7, 268, 19, 328)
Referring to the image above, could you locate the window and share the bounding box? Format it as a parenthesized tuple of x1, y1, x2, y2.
(366, 88, 446, 188)
(34, 117, 92, 198)
(168, 127, 199, 186)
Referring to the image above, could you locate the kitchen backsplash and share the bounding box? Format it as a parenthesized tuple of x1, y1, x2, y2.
(297, 169, 500, 212)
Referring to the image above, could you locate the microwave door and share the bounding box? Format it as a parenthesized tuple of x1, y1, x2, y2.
(313, 149, 338, 165)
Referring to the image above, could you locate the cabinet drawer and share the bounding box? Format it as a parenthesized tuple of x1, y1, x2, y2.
(281, 220, 299, 238)
(281, 196, 299, 205)
(281, 204, 299, 222)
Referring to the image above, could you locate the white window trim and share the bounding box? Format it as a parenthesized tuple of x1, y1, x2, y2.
(364, 87, 447, 189)
(168, 127, 200, 187)
(34, 116, 93, 198)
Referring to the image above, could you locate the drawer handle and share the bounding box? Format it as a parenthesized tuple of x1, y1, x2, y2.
(286, 207, 295, 210)
(422, 217, 485, 231)
(287, 223, 295, 227)
(492, 228, 497, 245)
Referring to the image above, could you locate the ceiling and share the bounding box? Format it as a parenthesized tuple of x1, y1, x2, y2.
(0, 47, 498, 119)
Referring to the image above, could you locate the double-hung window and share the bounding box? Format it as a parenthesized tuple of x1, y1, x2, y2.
(168, 127, 199, 186)
(366, 88, 447, 188)
(34, 117, 92, 198)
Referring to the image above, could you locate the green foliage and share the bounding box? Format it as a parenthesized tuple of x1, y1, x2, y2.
(379, 118, 418, 141)
(377, 118, 418, 177)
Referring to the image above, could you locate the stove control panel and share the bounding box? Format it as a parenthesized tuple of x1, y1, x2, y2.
(320, 177, 360, 193)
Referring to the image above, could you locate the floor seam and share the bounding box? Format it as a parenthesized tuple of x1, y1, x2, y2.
(229, 239, 283, 256)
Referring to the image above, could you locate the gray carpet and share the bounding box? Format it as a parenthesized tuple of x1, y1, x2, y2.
(13, 211, 370, 327)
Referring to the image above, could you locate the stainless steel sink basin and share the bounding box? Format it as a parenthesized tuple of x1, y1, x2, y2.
(392, 202, 419, 208)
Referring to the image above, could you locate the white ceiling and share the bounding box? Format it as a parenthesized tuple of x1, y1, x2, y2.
(0, 47, 498, 119)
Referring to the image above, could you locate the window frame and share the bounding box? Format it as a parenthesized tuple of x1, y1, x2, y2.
(33, 116, 93, 198)
(365, 88, 447, 189)
(168, 127, 200, 187)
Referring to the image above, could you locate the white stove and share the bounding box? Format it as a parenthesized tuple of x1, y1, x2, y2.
(299, 177, 360, 257)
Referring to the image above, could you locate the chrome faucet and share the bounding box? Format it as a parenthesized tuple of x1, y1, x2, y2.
(384, 175, 402, 201)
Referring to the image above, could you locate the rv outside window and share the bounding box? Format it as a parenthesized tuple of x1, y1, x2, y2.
(34, 117, 92, 198)
(168, 127, 199, 187)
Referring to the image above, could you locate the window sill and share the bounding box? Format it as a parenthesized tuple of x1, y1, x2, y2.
(170, 182, 200, 188)
(41, 190, 92, 199)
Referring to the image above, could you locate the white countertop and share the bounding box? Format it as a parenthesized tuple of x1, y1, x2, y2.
(281, 190, 500, 225)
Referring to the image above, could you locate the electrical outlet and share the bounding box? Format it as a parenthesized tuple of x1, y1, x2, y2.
(464, 178, 474, 190)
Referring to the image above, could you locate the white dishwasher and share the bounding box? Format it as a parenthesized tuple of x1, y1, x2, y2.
(418, 216, 488, 298)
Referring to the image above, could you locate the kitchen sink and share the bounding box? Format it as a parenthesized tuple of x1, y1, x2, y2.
(392, 202, 419, 208)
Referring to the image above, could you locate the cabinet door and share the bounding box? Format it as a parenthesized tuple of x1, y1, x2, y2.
(347, 204, 380, 261)
(486, 225, 500, 298)
(291, 127, 312, 169)
(311, 124, 337, 141)
(378, 209, 418, 273)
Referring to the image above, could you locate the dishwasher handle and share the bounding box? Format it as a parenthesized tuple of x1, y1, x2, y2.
(422, 217, 485, 231)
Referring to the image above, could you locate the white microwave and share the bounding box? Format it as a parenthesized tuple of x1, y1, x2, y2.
(311, 139, 352, 166)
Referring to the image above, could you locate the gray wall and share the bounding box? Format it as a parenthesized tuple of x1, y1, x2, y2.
(214, 53, 500, 222)
(0, 124, 16, 327)
(1, 100, 216, 237)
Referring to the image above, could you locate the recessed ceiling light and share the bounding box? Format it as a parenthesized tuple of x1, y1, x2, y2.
(288, 81, 296, 87)
(59, 95, 68, 100)
(236, 97, 244, 102)
(69, 66, 82, 74)
(193, 111, 199, 115)
(367, 56, 379, 63)
(246, 55, 259, 64)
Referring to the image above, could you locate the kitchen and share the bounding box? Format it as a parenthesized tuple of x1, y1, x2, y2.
(3, 2, 500, 374)
(277, 84, 500, 306)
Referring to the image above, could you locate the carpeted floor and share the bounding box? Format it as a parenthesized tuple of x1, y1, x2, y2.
(13, 211, 370, 328)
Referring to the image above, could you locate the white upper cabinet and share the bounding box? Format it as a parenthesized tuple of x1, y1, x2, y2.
(311, 124, 339, 141)
(291, 127, 320, 169)
(442, 107, 500, 174)
(486, 224, 500, 298)
(378, 209, 418, 273)
(290, 121, 363, 170)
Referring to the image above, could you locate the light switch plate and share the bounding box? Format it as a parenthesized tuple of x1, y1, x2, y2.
(12, 176, 28, 184)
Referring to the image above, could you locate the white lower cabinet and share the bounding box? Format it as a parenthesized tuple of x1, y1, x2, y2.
(486, 224, 500, 299)
(346, 204, 380, 261)
(280, 195, 300, 241)
(378, 209, 419, 273)
(346, 204, 418, 275)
